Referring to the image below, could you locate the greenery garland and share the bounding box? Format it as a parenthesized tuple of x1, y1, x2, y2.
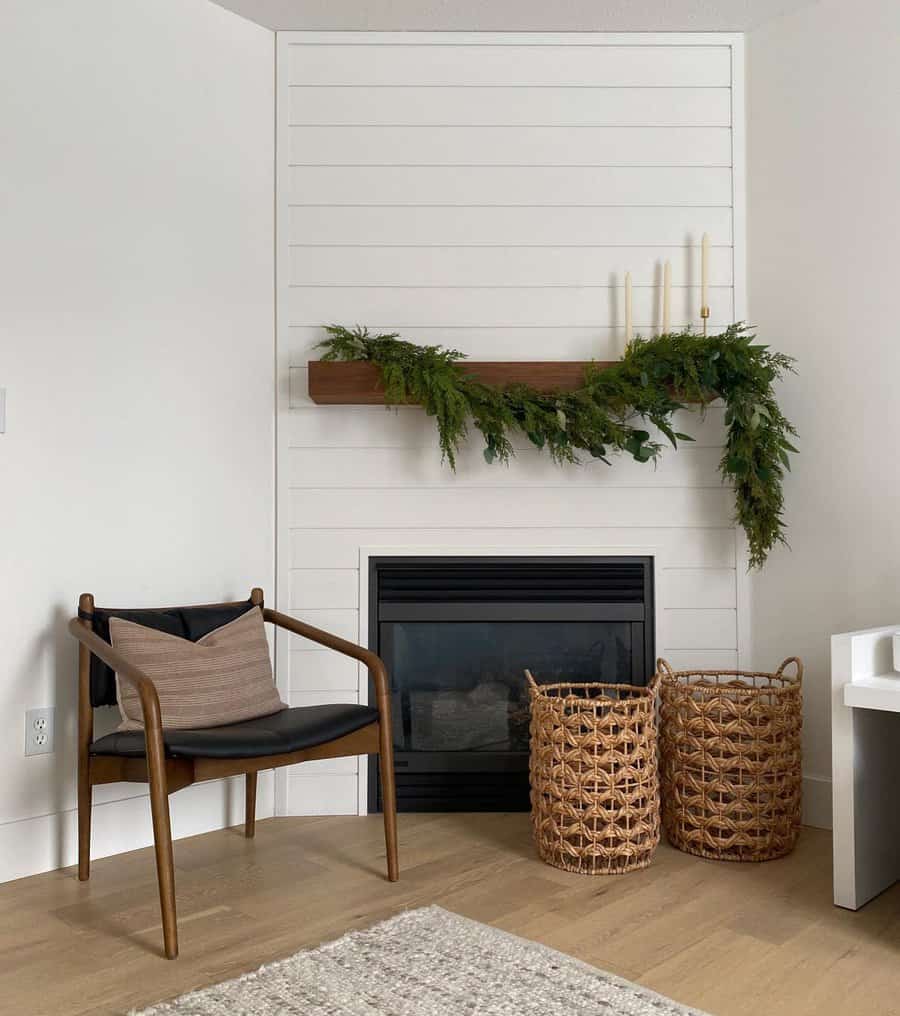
(318, 324, 797, 568)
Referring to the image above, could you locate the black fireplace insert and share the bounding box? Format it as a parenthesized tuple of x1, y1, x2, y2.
(367, 556, 654, 812)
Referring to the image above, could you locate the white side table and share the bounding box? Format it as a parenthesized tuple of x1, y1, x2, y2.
(831, 626, 900, 909)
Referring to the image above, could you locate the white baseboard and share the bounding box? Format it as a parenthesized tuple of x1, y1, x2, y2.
(0, 772, 275, 884)
(803, 774, 832, 830)
(1, 769, 832, 883)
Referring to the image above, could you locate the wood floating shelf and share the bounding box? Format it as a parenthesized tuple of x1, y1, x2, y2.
(307, 360, 611, 406)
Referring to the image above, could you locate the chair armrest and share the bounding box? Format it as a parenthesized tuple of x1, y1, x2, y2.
(263, 608, 390, 700)
(67, 618, 163, 730)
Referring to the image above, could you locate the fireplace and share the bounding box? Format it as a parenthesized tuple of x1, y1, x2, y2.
(367, 556, 655, 812)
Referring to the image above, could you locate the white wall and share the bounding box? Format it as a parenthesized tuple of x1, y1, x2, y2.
(0, 0, 275, 881)
(277, 32, 747, 816)
(747, 0, 900, 826)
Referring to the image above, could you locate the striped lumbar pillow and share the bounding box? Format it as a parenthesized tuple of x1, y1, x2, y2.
(109, 607, 286, 730)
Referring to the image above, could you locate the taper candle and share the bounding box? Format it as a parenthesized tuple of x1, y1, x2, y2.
(662, 260, 671, 334)
(701, 232, 710, 312)
(624, 271, 633, 345)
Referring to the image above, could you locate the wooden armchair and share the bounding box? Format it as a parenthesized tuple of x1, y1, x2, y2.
(68, 587, 398, 960)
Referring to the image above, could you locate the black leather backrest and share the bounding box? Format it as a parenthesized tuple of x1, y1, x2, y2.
(88, 601, 255, 707)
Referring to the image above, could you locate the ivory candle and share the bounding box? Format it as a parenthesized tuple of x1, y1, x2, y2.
(662, 260, 672, 334)
(624, 272, 633, 344)
(701, 232, 710, 311)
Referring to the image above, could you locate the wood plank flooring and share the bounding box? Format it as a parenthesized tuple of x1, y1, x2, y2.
(2, 815, 899, 1016)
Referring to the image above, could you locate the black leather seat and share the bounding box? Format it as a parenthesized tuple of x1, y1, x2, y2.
(90, 704, 379, 760)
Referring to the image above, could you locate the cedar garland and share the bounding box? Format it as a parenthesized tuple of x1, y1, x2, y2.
(317, 324, 797, 567)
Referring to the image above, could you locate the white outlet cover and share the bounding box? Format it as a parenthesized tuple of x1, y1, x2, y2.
(25, 707, 55, 756)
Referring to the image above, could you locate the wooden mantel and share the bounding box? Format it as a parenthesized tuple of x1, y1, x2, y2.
(307, 360, 610, 406)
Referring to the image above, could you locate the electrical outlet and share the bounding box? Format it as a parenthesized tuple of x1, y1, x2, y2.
(25, 707, 55, 756)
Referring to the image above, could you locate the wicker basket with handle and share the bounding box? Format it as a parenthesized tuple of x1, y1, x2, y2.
(658, 656, 802, 862)
(526, 670, 660, 875)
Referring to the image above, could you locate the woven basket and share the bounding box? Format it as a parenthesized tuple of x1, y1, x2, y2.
(526, 670, 660, 875)
(658, 657, 802, 862)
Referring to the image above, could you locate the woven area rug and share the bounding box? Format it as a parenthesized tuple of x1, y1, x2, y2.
(132, 906, 711, 1016)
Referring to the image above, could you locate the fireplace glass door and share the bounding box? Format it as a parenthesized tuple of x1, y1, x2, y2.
(385, 620, 634, 755)
(369, 557, 654, 812)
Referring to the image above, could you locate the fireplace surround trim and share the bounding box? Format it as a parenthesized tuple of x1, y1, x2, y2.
(356, 543, 666, 815)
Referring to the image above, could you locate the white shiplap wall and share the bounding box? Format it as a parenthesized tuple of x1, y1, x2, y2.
(276, 32, 746, 816)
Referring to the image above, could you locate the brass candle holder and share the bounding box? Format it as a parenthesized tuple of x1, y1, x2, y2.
(700, 305, 710, 336)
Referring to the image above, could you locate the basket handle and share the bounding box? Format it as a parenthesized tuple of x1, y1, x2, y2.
(775, 656, 803, 682)
(655, 657, 675, 681)
(524, 669, 539, 692)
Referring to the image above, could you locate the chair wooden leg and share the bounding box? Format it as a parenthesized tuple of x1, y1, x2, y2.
(147, 755, 178, 959)
(245, 771, 257, 839)
(76, 635, 93, 882)
(377, 725, 400, 882)
(77, 764, 92, 882)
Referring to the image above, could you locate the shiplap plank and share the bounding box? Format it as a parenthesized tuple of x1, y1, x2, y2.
(289, 649, 358, 692)
(286, 772, 359, 814)
(288, 689, 358, 707)
(286, 445, 725, 490)
(288, 205, 733, 245)
(283, 403, 727, 448)
(289, 756, 358, 775)
(286, 609, 359, 650)
(289, 244, 734, 286)
(289, 125, 732, 168)
(662, 608, 736, 649)
(287, 327, 734, 367)
(288, 86, 732, 127)
(658, 649, 739, 670)
(286, 43, 732, 88)
(289, 166, 733, 208)
(290, 571, 357, 611)
(289, 528, 736, 571)
(285, 285, 732, 328)
(289, 487, 733, 529)
(663, 568, 735, 609)
(289, 568, 358, 609)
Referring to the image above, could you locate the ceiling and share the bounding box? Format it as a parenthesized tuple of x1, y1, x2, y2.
(210, 0, 819, 32)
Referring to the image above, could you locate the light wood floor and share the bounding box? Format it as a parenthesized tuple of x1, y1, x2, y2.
(3, 814, 900, 1016)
